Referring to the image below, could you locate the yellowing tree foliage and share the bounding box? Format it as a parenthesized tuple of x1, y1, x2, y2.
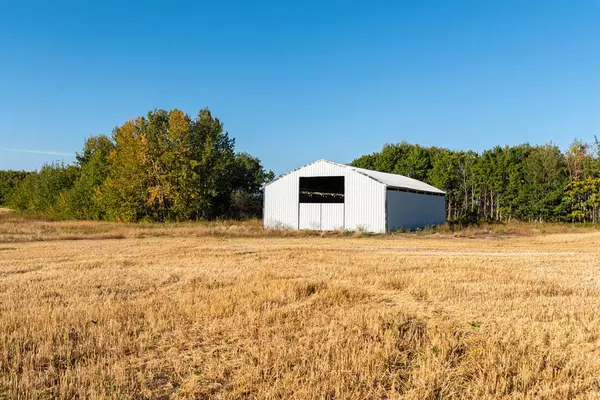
(8, 108, 272, 221)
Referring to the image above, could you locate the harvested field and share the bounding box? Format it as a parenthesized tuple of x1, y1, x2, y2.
(1, 215, 600, 398)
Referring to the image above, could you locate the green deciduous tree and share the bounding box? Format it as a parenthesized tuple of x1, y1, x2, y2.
(0, 170, 31, 205)
(188, 108, 236, 219)
(9, 162, 78, 216)
(229, 152, 275, 219)
(64, 135, 114, 219)
(351, 140, 591, 224)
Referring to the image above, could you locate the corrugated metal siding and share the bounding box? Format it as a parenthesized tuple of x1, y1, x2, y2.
(386, 190, 446, 231)
(298, 204, 344, 231)
(264, 160, 387, 233)
(264, 175, 298, 229)
(320, 204, 344, 230)
(299, 204, 321, 229)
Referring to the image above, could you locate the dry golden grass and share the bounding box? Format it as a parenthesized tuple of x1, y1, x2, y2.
(2, 214, 600, 399)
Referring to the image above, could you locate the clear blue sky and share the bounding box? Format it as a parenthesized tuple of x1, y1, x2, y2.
(0, 1, 598, 174)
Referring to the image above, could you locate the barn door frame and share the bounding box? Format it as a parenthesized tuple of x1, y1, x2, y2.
(297, 176, 346, 231)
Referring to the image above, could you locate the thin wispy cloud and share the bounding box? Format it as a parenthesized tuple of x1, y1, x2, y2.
(0, 148, 75, 156)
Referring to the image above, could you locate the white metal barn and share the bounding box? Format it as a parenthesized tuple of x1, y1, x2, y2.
(263, 159, 446, 233)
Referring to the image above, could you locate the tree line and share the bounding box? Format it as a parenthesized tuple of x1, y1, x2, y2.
(0, 170, 32, 206)
(3, 108, 274, 221)
(3, 112, 600, 225)
(351, 139, 600, 223)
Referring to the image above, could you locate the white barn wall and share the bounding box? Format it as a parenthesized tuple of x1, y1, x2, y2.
(386, 190, 446, 231)
(264, 160, 387, 233)
(320, 204, 344, 230)
(296, 203, 345, 230)
(298, 203, 320, 229)
(264, 175, 299, 229)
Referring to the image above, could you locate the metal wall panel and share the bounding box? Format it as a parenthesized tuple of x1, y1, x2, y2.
(386, 190, 446, 231)
(320, 204, 344, 230)
(299, 203, 321, 229)
(264, 175, 298, 229)
(264, 160, 387, 232)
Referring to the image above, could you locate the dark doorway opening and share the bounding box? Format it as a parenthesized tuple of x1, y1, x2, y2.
(299, 176, 345, 203)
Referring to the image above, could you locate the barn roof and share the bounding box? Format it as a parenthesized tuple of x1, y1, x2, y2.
(268, 159, 445, 195)
(326, 160, 445, 195)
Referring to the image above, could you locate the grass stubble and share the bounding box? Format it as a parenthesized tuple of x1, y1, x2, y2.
(1, 213, 600, 398)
